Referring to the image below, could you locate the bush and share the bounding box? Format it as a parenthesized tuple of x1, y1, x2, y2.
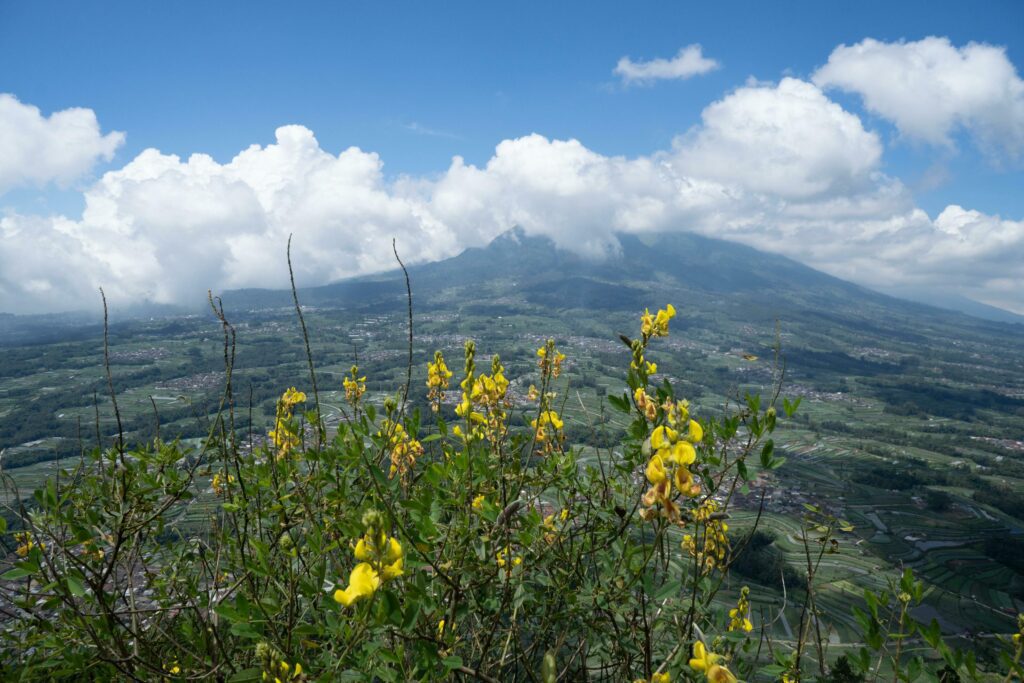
(0, 302, 1011, 681)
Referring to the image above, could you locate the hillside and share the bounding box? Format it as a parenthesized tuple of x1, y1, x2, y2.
(2, 228, 1024, 653)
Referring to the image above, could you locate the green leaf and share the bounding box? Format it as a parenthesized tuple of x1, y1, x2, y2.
(608, 393, 631, 413)
(653, 580, 681, 601)
(442, 656, 464, 670)
(230, 621, 260, 639)
(214, 604, 245, 623)
(736, 459, 749, 481)
(227, 667, 263, 682)
(1, 567, 33, 580)
(66, 576, 86, 597)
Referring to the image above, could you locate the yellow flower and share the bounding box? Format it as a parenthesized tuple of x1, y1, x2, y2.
(689, 641, 720, 672)
(687, 419, 704, 443)
(673, 466, 700, 497)
(212, 472, 235, 496)
(666, 440, 696, 466)
(269, 387, 306, 459)
(496, 546, 521, 569)
(531, 410, 565, 451)
(728, 587, 753, 632)
(380, 419, 424, 483)
(333, 562, 381, 607)
(707, 665, 737, 683)
(650, 426, 678, 450)
(472, 494, 485, 511)
(642, 304, 676, 338)
(729, 610, 753, 634)
(426, 351, 453, 411)
(343, 366, 366, 404)
(634, 387, 658, 420)
(646, 361, 657, 375)
(350, 532, 404, 584)
(652, 673, 671, 683)
(437, 619, 446, 637)
(645, 454, 668, 484)
(281, 387, 307, 407)
(682, 503, 730, 572)
(381, 556, 404, 580)
(14, 531, 42, 557)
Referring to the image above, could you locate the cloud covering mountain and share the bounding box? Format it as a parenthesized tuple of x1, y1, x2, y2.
(1, 38, 1022, 315)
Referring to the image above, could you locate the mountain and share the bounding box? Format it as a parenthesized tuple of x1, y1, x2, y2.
(225, 227, 1023, 350)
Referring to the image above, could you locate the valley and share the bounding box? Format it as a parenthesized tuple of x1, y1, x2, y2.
(2, 230, 1023, 659)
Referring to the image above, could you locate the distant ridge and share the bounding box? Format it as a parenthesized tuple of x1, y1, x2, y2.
(224, 227, 1022, 334)
(3, 228, 1020, 346)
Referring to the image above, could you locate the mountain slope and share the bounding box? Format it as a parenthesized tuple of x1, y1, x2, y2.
(225, 227, 1021, 348)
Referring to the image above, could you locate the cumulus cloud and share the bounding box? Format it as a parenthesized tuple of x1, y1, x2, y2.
(0, 93, 125, 194)
(1, 125, 462, 313)
(1, 76, 1023, 315)
(813, 37, 1024, 160)
(673, 78, 883, 198)
(614, 45, 720, 85)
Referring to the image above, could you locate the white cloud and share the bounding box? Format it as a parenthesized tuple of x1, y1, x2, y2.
(0, 93, 125, 194)
(673, 78, 883, 199)
(813, 37, 1024, 160)
(614, 44, 720, 85)
(1, 78, 1023, 315)
(0, 126, 464, 313)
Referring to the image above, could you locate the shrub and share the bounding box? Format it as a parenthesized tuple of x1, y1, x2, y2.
(0, 298, 1015, 681)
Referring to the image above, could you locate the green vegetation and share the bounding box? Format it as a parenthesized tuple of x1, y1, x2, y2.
(2, 232, 1024, 679)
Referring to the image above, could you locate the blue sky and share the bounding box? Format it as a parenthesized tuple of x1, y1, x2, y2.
(1, 1, 1023, 313)
(3, 1, 1021, 210)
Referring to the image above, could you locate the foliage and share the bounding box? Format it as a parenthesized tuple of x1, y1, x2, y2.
(0, 291, 1017, 682)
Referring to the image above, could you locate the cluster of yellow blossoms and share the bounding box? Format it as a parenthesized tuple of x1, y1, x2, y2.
(80, 535, 106, 561)
(542, 508, 570, 543)
(212, 472, 235, 496)
(14, 531, 42, 557)
(268, 387, 306, 459)
(641, 304, 676, 338)
(496, 545, 522, 571)
(255, 643, 303, 682)
(334, 514, 404, 607)
(379, 419, 424, 483)
(530, 340, 566, 455)
(690, 641, 737, 683)
(425, 351, 453, 412)
(342, 365, 366, 405)
(536, 340, 566, 378)
(631, 304, 675, 376)
(531, 410, 565, 451)
(641, 419, 702, 522)
(681, 500, 730, 573)
(728, 586, 753, 633)
(453, 343, 511, 443)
